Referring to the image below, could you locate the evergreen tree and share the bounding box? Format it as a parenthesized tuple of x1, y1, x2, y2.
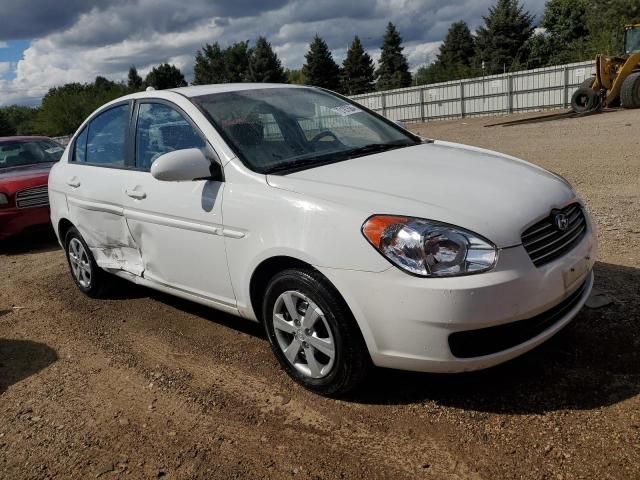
(247, 37, 287, 83)
(415, 22, 476, 84)
(144, 63, 187, 90)
(340, 36, 375, 95)
(542, 0, 590, 46)
(224, 41, 251, 82)
(475, 0, 535, 75)
(0, 109, 16, 136)
(376, 22, 412, 91)
(127, 66, 144, 91)
(193, 43, 227, 84)
(302, 35, 341, 91)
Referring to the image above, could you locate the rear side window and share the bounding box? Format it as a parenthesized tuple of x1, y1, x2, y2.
(135, 103, 205, 171)
(85, 104, 129, 166)
(73, 128, 88, 163)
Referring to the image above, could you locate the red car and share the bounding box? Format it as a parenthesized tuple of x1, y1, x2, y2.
(0, 136, 64, 241)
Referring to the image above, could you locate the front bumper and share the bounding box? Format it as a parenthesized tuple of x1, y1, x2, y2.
(318, 228, 596, 373)
(0, 206, 51, 240)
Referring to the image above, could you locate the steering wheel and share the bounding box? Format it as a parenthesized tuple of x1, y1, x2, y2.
(310, 130, 340, 145)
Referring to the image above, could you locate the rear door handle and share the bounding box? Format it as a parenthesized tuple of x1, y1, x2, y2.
(125, 189, 147, 200)
(67, 178, 80, 188)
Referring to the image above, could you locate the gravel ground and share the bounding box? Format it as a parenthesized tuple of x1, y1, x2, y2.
(1, 109, 639, 479)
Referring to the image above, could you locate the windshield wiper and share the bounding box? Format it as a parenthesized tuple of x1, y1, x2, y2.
(264, 141, 414, 175)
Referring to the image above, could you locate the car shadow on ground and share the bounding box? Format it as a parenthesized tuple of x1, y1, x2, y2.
(350, 261, 640, 413)
(0, 228, 59, 256)
(0, 338, 58, 394)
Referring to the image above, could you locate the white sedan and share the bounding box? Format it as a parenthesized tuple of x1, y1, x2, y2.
(49, 84, 596, 396)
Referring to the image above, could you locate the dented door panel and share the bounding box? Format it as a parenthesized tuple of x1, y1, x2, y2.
(122, 172, 235, 309)
(64, 164, 144, 275)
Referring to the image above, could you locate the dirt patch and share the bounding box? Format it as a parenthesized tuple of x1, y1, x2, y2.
(1, 109, 639, 479)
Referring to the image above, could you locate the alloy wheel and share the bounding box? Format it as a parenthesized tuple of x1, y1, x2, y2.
(68, 237, 92, 288)
(272, 290, 336, 379)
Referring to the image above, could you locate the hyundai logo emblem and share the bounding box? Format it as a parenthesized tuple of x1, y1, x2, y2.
(554, 213, 570, 231)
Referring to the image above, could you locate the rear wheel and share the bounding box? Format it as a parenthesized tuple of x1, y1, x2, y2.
(571, 86, 601, 113)
(621, 72, 640, 108)
(262, 268, 370, 397)
(64, 227, 109, 297)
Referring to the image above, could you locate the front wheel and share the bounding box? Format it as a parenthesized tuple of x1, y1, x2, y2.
(262, 269, 370, 397)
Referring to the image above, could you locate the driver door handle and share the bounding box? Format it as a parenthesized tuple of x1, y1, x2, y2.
(67, 178, 80, 188)
(125, 189, 147, 200)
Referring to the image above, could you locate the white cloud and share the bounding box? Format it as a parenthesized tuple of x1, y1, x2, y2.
(0, 42, 8, 49)
(0, 0, 547, 106)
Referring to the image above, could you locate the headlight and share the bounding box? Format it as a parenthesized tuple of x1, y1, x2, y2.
(362, 215, 497, 277)
(0, 193, 9, 206)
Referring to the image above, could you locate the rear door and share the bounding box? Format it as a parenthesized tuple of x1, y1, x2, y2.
(122, 100, 235, 310)
(64, 102, 143, 274)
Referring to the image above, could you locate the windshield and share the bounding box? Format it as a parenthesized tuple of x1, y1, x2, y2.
(626, 28, 640, 53)
(0, 140, 64, 169)
(193, 87, 420, 174)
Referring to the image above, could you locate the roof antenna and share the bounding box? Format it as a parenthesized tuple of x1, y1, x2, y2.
(145, 86, 155, 92)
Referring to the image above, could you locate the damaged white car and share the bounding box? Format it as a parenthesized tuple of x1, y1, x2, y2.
(49, 84, 596, 396)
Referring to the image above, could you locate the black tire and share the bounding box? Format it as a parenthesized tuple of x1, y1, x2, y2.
(262, 268, 370, 397)
(64, 226, 109, 298)
(579, 77, 595, 89)
(571, 86, 601, 113)
(621, 72, 640, 108)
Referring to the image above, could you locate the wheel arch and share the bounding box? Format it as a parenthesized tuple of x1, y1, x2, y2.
(57, 217, 75, 244)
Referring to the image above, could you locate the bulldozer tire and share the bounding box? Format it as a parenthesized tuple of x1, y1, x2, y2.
(571, 86, 601, 113)
(621, 72, 640, 108)
(580, 77, 595, 89)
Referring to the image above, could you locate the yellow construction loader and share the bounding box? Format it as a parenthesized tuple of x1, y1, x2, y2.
(571, 24, 640, 112)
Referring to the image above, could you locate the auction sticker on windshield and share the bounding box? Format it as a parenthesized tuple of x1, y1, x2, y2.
(331, 104, 362, 116)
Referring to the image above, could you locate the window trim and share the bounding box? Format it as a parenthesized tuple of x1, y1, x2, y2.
(131, 98, 217, 173)
(70, 100, 135, 170)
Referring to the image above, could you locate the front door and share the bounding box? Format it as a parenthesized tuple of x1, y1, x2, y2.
(122, 100, 235, 309)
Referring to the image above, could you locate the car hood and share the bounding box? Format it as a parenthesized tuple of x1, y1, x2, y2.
(266, 141, 576, 248)
(0, 162, 55, 181)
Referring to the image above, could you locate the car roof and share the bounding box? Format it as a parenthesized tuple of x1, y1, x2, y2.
(0, 136, 52, 143)
(120, 83, 310, 102)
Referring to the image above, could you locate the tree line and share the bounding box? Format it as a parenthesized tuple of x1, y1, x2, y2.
(416, 0, 639, 84)
(1, 0, 637, 137)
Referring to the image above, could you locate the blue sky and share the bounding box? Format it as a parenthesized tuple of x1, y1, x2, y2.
(0, 0, 545, 106)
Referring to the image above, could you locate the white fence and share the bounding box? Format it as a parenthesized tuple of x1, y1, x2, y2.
(351, 60, 596, 122)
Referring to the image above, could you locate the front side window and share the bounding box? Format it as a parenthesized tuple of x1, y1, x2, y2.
(86, 104, 129, 166)
(135, 103, 205, 170)
(0, 140, 64, 168)
(193, 87, 419, 174)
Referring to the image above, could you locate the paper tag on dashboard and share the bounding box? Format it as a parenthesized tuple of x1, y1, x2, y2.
(331, 104, 361, 116)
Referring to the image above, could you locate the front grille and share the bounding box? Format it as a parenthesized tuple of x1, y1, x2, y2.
(448, 278, 589, 358)
(16, 185, 49, 209)
(521, 203, 587, 267)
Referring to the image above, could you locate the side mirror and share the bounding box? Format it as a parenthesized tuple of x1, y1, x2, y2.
(151, 148, 221, 182)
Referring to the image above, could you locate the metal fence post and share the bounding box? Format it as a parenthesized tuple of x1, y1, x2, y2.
(459, 81, 465, 118)
(507, 74, 514, 114)
(381, 92, 387, 118)
(563, 66, 569, 108)
(419, 88, 425, 122)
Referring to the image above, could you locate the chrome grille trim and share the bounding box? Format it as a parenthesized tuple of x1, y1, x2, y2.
(16, 185, 49, 209)
(522, 203, 587, 267)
